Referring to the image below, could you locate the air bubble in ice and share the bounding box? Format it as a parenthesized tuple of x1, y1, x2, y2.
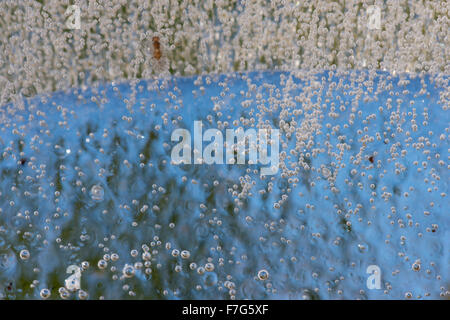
(19, 249, 30, 260)
(90, 185, 104, 201)
(257, 269, 269, 281)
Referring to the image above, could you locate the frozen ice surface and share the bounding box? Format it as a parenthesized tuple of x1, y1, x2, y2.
(0, 70, 448, 299)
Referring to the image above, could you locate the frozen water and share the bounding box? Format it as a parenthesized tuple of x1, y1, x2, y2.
(0, 0, 448, 300)
(0, 70, 448, 299)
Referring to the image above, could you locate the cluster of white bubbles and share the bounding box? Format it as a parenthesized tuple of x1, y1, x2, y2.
(0, 0, 448, 300)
